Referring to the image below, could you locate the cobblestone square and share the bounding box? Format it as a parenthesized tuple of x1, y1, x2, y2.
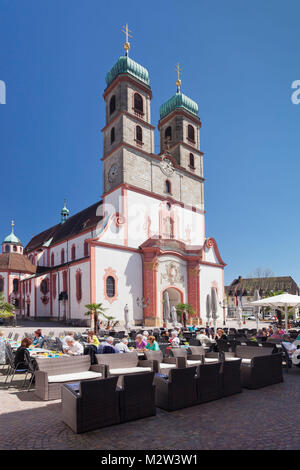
(0, 368, 299, 450)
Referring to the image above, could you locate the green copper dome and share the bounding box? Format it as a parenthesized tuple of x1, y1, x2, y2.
(160, 92, 198, 120)
(3, 222, 22, 245)
(106, 56, 150, 87)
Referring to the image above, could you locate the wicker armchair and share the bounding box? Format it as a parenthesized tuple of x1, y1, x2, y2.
(229, 345, 283, 389)
(95, 351, 154, 378)
(170, 347, 204, 368)
(144, 350, 185, 373)
(221, 358, 242, 397)
(119, 372, 156, 423)
(154, 366, 197, 411)
(35, 356, 105, 401)
(62, 377, 120, 433)
(195, 362, 222, 403)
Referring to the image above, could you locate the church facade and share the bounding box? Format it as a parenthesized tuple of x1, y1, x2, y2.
(1, 38, 226, 326)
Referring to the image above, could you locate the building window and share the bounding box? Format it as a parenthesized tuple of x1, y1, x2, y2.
(136, 125, 143, 143)
(109, 95, 116, 115)
(110, 127, 115, 144)
(13, 279, 19, 293)
(61, 249, 65, 265)
(51, 253, 54, 267)
(165, 180, 171, 194)
(62, 271, 68, 293)
(189, 153, 195, 168)
(76, 270, 82, 302)
(187, 125, 195, 142)
(165, 126, 172, 141)
(103, 267, 118, 303)
(71, 245, 76, 261)
(0, 278, 4, 293)
(52, 273, 57, 299)
(13, 245, 17, 252)
(106, 276, 115, 298)
(40, 279, 49, 295)
(134, 93, 143, 113)
(5, 245, 9, 253)
(84, 241, 89, 257)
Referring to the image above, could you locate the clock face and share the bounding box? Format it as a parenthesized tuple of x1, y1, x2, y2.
(108, 164, 119, 183)
(160, 158, 174, 177)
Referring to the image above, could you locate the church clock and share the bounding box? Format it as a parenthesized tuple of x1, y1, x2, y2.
(108, 164, 119, 183)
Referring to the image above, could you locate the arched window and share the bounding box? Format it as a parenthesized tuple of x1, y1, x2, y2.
(13, 245, 17, 252)
(165, 180, 171, 194)
(110, 127, 115, 144)
(165, 126, 172, 141)
(62, 271, 68, 292)
(13, 279, 19, 293)
(76, 271, 82, 302)
(51, 253, 54, 267)
(40, 279, 49, 295)
(5, 245, 9, 253)
(188, 125, 195, 142)
(136, 125, 143, 143)
(61, 249, 65, 265)
(71, 245, 76, 261)
(134, 93, 143, 113)
(0, 278, 4, 293)
(84, 241, 89, 257)
(106, 276, 115, 298)
(109, 95, 116, 115)
(189, 153, 195, 168)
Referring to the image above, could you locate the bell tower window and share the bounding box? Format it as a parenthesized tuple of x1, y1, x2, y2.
(165, 126, 172, 141)
(135, 125, 143, 144)
(109, 95, 116, 115)
(187, 125, 195, 143)
(165, 180, 171, 194)
(133, 93, 143, 114)
(189, 153, 195, 169)
(110, 127, 115, 144)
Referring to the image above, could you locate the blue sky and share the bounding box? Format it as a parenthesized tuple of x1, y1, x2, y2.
(0, 0, 299, 286)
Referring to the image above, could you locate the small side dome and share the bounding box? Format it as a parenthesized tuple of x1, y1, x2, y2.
(61, 199, 70, 224)
(105, 56, 150, 87)
(160, 92, 199, 120)
(2, 220, 22, 246)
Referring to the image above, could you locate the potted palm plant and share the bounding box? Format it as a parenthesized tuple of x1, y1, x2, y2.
(84, 303, 107, 334)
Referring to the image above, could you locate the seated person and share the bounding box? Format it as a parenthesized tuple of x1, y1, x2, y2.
(170, 331, 180, 348)
(98, 336, 116, 354)
(14, 338, 32, 369)
(142, 331, 149, 342)
(64, 337, 84, 356)
(267, 328, 283, 340)
(115, 337, 130, 353)
(32, 329, 45, 348)
(135, 334, 147, 350)
(0, 331, 5, 342)
(86, 330, 100, 347)
(215, 328, 227, 341)
(145, 335, 160, 352)
(196, 329, 214, 346)
(282, 335, 297, 356)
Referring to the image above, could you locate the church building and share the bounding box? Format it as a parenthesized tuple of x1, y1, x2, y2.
(2, 29, 226, 326)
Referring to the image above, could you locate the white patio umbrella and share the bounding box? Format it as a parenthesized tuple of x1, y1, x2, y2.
(251, 293, 300, 330)
(206, 294, 211, 326)
(236, 304, 242, 329)
(253, 289, 260, 331)
(171, 306, 177, 326)
(124, 304, 130, 330)
(163, 290, 170, 323)
(211, 287, 219, 331)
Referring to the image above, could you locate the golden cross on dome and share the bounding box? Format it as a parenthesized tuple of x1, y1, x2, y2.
(122, 23, 132, 56)
(175, 63, 182, 91)
(11, 220, 15, 232)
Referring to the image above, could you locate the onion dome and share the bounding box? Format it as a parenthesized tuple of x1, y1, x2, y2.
(105, 56, 150, 87)
(2, 221, 22, 246)
(61, 199, 70, 225)
(160, 91, 199, 120)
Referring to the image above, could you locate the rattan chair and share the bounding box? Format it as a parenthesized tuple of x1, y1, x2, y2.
(195, 362, 222, 403)
(119, 372, 156, 422)
(154, 366, 197, 411)
(62, 377, 120, 433)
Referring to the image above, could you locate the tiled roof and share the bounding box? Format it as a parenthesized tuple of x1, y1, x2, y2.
(225, 276, 299, 296)
(24, 201, 103, 253)
(0, 253, 36, 274)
